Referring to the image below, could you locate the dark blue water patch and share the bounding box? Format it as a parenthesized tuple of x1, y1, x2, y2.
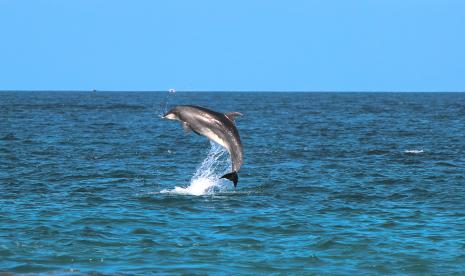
(1, 92, 465, 274)
(0, 133, 18, 141)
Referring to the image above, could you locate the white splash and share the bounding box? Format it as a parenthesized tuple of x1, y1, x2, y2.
(404, 149, 424, 154)
(157, 90, 176, 118)
(161, 142, 231, 196)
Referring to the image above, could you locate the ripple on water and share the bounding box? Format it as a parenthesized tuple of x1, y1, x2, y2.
(2, 92, 465, 274)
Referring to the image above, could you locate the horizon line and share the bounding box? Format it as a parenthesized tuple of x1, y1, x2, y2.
(1, 90, 465, 93)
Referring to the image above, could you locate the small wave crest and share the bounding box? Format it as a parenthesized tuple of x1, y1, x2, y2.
(160, 142, 231, 196)
(404, 149, 424, 154)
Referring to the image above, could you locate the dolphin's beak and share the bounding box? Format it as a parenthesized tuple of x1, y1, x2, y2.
(163, 112, 176, 120)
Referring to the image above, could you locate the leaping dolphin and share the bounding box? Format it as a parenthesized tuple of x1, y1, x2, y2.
(163, 105, 243, 187)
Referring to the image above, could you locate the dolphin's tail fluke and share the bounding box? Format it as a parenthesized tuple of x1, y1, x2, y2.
(221, 171, 238, 187)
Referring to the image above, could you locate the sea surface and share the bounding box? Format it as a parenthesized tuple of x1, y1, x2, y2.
(1, 92, 465, 274)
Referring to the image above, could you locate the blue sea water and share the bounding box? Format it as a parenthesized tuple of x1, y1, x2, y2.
(1, 91, 465, 274)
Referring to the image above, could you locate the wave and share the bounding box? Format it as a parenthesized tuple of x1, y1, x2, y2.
(0, 133, 17, 141)
(404, 149, 424, 154)
(160, 142, 231, 196)
(9, 103, 146, 110)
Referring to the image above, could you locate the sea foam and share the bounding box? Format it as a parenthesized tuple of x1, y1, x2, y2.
(404, 149, 424, 154)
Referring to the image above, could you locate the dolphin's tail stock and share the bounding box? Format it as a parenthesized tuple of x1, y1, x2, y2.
(221, 171, 238, 188)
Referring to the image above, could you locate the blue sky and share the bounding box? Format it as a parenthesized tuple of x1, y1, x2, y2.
(1, 0, 464, 91)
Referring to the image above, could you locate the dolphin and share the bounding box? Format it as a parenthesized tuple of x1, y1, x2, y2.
(163, 105, 243, 187)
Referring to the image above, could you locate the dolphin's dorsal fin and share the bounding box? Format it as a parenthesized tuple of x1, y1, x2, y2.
(225, 112, 243, 123)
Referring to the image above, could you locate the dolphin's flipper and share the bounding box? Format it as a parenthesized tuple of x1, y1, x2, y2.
(182, 122, 192, 133)
(225, 112, 243, 123)
(221, 171, 238, 187)
(182, 122, 201, 135)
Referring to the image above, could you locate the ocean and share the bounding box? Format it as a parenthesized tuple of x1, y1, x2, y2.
(1, 91, 465, 274)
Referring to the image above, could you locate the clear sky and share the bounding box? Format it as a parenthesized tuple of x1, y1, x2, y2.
(1, 0, 464, 91)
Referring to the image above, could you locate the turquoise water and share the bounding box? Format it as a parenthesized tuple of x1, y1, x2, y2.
(1, 92, 465, 274)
